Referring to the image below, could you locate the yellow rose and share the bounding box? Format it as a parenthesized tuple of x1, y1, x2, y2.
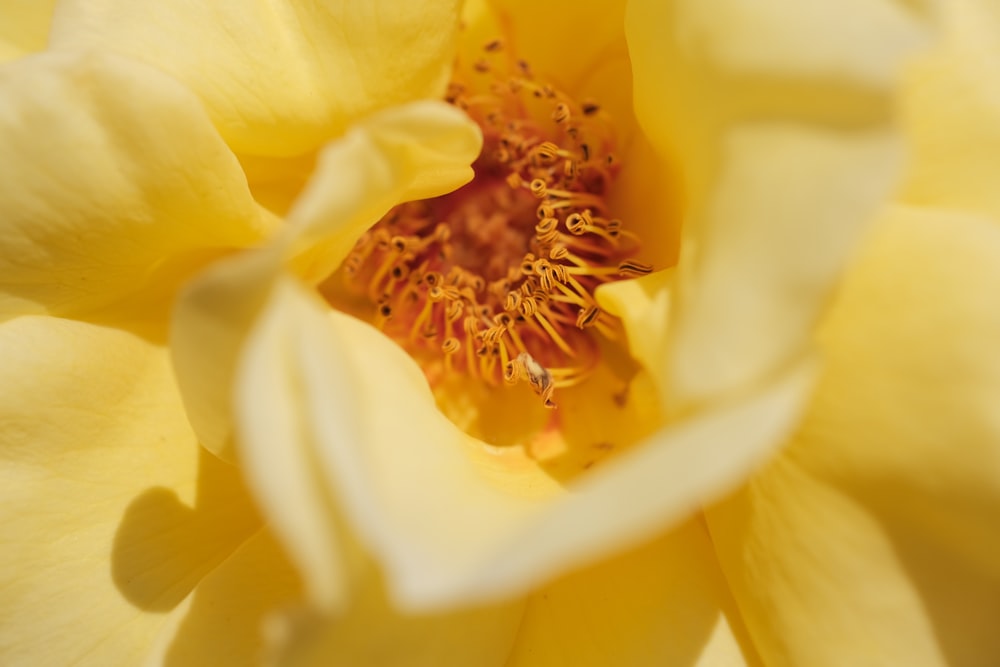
(4, 1, 996, 666)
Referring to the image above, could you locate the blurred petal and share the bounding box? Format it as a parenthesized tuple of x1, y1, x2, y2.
(171, 101, 480, 460)
(506, 518, 759, 667)
(707, 208, 1000, 666)
(0, 51, 271, 319)
(899, 0, 1000, 220)
(50, 0, 463, 156)
(0, 0, 55, 62)
(171, 248, 283, 462)
(667, 126, 900, 401)
(234, 278, 363, 610)
(0, 317, 260, 665)
(234, 276, 815, 609)
(626, 0, 930, 404)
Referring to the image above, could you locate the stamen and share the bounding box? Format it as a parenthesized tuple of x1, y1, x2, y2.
(337, 41, 652, 408)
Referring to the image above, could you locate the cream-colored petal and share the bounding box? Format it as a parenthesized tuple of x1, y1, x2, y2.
(0, 316, 260, 665)
(626, 0, 930, 406)
(143, 529, 302, 667)
(171, 101, 480, 460)
(899, 0, 1000, 220)
(668, 125, 901, 402)
(50, 0, 462, 157)
(233, 278, 362, 611)
(0, 51, 271, 320)
(283, 101, 482, 284)
(235, 277, 815, 609)
(171, 248, 283, 462)
(707, 207, 1000, 666)
(0, 0, 55, 62)
(506, 518, 758, 667)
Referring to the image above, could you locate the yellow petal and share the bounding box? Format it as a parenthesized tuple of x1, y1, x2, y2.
(0, 0, 55, 62)
(801, 206, 1000, 579)
(269, 565, 524, 667)
(234, 276, 815, 609)
(283, 101, 482, 284)
(0, 316, 260, 665)
(170, 102, 480, 461)
(170, 248, 283, 462)
(475, 0, 628, 93)
(597, 270, 675, 395)
(49, 0, 463, 157)
(625, 0, 930, 405)
(506, 518, 758, 667)
(899, 0, 1000, 220)
(0, 51, 272, 320)
(234, 277, 363, 611)
(143, 529, 302, 666)
(707, 207, 1000, 666)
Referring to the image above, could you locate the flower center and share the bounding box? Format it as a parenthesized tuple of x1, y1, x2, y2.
(340, 42, 650, 408)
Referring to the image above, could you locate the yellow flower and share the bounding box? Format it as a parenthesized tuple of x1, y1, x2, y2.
(4, 1, 997, 666)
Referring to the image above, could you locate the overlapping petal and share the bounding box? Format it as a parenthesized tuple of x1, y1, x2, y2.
(0, 51, 273, 320)
(170, 101, 481, 462)
(233, 275, 814, 609)
(505, 519, 758, 667)
(49, 0, 463, 157)
(0, 316, 260, 665)
(707, 208, 1000, 666)
(268, 567, 523, 667)
(626, 0, 931, 406)
(142, 529, 303, 666)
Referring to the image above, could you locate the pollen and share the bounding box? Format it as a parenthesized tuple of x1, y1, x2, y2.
(340, 40, 651, 408)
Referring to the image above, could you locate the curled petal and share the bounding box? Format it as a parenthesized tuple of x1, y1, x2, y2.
(626, 0, 931, 404)
(283, 101, 482, 284)
(170, 101, 480, 460)
(234, 278, 815, 609)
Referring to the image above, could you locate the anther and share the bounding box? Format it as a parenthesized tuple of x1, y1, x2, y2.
(529, 179, 548, 198)
(617, 260, 654, 276)
(552, 103, 570, 123)
(576, 306, 601, 329)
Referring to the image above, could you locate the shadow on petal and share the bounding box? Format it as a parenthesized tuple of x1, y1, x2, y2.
(111, 449, 261, 612)
(142, 529, 304, 667)
(877, 514, 1000, 667)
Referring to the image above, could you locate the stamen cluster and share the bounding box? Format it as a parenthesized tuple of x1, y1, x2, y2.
(341, 42, 651, 407)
